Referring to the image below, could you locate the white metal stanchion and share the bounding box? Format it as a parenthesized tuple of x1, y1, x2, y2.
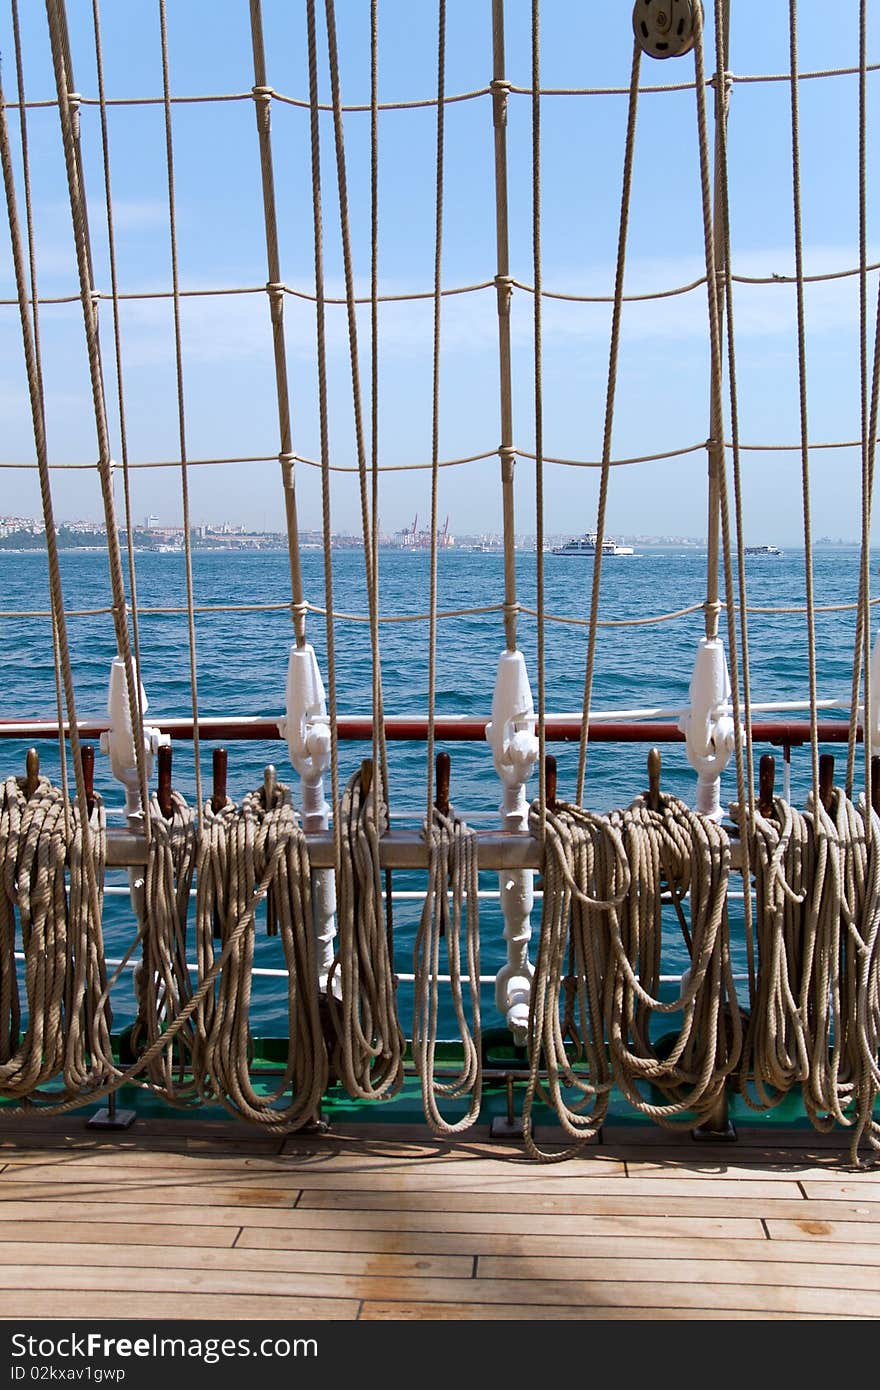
(281, 642, 337, 995)
(679, 636, 735, 821)
(486, 650, 539, 1046)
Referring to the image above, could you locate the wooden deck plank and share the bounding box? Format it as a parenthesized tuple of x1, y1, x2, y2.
(0, 1220, 236, 1248)
(0, 1240, 472, 1280)
(5, 1191, 875, 1228)
(767, 1218, 880, 1244)
(476, 1253, 880, 1290)
(0, 1265, 875, 1316)
(802, 1182, 880, 1202)
(237, 1228, 880, 1265)
(0, 1168, 801, 1200)
(0, 1291, 357, 1319)
(359, 1301, 840, 1320)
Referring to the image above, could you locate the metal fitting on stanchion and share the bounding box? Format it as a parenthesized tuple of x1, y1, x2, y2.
(91, 657, 166, 1133)
(486, 650, 539, 1046)
(280, 642, 337, 995)
(679, 637, 735, 821)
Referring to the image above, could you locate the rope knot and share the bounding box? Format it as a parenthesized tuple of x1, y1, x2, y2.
(497, 442, 516, 480)
(490, 76, 511, 127)
(278, 451, 297, 487)
(251, 84, 274, 133)
(67, 91, 82, 140)
(494, 272, 513, 317)
(266, 282, 285, 325)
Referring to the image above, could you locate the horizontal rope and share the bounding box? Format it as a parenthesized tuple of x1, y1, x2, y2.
(0, 279, 496, 310)
(4, 257, 875, 312)
(5, 60, 870, 113)
(4, 434, 877, 476)
(3, 593, 878, 627)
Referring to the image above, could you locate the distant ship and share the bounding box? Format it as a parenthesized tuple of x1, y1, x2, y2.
(551, 532, 635, 557)
(744, 544, 783, 556)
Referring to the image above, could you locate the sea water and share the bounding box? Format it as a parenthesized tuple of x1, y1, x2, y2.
(0, 544, 869, 1036)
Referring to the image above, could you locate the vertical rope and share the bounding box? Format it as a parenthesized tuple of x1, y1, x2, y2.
(711, 0, 757, 1002)
(788, 0, 820, 798)
(425, 0, 446, 826)
(11, 0, 70, 840)
(845, 0, 875, 803)
(248, 0, 308, 652)
(490, 0, 518, 654)
(369, 0, 385, 809)
(693, 8, 751, 952)
(323, 0, 388, 814)
(157, 0, 203, 820)
(91, 0, 147, 751)
(44, 0, 152, 840)
(574, 43, 641, 806)
(306, 0, 341, 875)
(0, 59, 104, 974)
(531, 0, 546, 827)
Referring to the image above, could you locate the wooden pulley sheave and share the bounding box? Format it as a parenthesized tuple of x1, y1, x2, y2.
(632, 0, 702, 60)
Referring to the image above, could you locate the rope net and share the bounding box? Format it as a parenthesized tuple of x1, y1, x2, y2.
(0, 0, 879, 1160)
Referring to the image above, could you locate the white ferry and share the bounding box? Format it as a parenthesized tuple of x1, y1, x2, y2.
(744, 544, 783, 556)
(551, 532, 635, 557)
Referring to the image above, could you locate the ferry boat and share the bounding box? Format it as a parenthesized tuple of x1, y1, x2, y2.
(0, 0, 878, 1326)
(551, 532, 635, 557)
(744, 544, 783, 556)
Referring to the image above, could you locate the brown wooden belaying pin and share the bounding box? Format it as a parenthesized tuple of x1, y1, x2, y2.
(211, 747, 228, 813)
(262, 764, 278, 937)
(435, 751, 451, 817)
(871, 755, 880, 819)
(23, 747, 39, 799)
(646, 747, 662, 812)
(262, 763, 277, 809)
(819, 753, 835, 813)
(758, 753, 776, 817)
(156, 743, 174, 820)
(81, 743, 96, 818)
(360, 759, 373, 801)
(544, 753, 557, 813)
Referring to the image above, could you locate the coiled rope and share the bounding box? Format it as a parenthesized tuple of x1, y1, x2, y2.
(522, 801, 629, 1161)
(733, 796, 812, 1111)
(605, 793, 740, 1129)
(0, 774, 112, 1100)
(326, 768, 404, 1101)
(413, 807, 482, 1134)
(524, 792, 737, 1159)
(132, 788, 199, 1105)
(194, 782, 327, 1131)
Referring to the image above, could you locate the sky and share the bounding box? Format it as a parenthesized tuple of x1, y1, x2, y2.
(0, 0, 878, 545)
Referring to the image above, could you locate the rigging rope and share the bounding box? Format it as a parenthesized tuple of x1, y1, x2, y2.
(194, 783, 327, 1130)
(0, 775, 112, 1100)
(413, 807, 482, 1134)
(132, 789, 199, 1105)
(326, 768, 404, 1102)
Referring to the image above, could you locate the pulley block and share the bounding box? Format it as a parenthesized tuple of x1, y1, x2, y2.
(632, 0, 701, 60)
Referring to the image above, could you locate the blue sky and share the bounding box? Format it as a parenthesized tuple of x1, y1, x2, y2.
(0, 0, 877, 544)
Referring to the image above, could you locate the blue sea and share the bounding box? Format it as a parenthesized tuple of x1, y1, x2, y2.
(0, 544, 872, 1036)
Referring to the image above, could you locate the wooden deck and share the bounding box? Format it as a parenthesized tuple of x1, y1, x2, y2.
(0, 1115, 878, 1320)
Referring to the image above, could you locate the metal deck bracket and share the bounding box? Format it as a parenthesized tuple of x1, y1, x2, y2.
(87, 1091, 136, 1131)
(490, 1074, 523, 1139)
(691, 1118, 738, 1142)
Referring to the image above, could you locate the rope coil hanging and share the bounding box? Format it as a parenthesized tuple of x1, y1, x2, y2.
(605, 790, 740, 1128)
(193, 780, 327, 1130)
(0, 772, 112, 1101)
(326, 767, 404, 1102)
(131, 787, 199, 1105)
(413, 805, 482, 1134)
(522, 801, 629, 1161)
